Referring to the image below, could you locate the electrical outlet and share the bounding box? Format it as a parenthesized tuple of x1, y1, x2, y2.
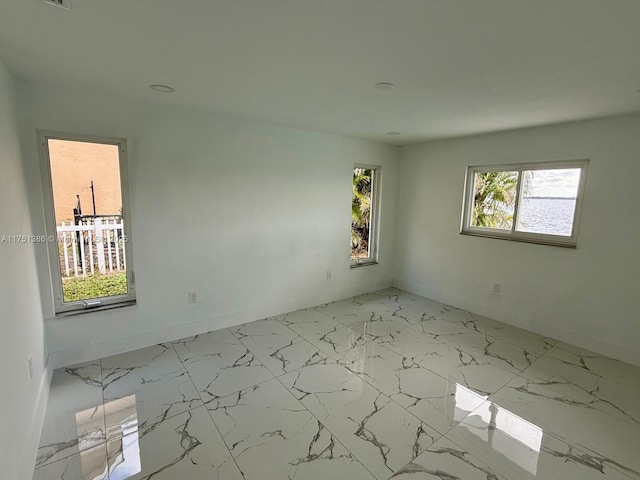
(28, 355, 33, 379)
(491, 282, 501, 294)
(326, 270, 332, 280)
(188, 291, 197, 304)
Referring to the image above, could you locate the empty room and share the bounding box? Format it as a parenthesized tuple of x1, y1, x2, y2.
(1, 1, 639, 479)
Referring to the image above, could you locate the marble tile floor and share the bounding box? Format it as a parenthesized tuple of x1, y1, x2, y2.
(33, 288, 640, 480)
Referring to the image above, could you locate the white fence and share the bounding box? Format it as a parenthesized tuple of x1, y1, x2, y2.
(57, 218, 126, 277)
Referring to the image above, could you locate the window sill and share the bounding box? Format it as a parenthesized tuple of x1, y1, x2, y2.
(460, 230, 577, 248)
(55, 300, 136, 318)
(350, 261, 379, 269)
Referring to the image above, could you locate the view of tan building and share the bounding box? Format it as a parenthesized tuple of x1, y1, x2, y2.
(48, 139, 122, 224)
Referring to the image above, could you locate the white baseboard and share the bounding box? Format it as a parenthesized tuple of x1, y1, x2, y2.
(18, 357, 52, 480)
(393, 278, 640, 368)
(50, 282, 391, 368)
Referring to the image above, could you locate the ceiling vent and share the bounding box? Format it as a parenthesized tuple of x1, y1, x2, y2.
(44, 0, 71, 10)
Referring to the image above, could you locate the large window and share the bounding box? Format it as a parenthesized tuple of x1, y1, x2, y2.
(38, 131, 136, 313)
(461, 160, 588, 247)
(351, 165, 380, 266)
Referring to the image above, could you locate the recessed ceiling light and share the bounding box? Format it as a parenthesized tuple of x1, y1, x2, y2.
(375, 82, 395, 91)
(386, 132, 401, 136)
(149, 84, 175, 93)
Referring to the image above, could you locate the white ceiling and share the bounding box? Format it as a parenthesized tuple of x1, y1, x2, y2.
(1, 0, 639, 144)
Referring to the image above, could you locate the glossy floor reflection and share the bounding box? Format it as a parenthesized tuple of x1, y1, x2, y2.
(33, 288, 640, 479)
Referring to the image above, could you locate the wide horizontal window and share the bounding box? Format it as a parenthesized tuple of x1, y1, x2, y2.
(461, 160, 589, 247)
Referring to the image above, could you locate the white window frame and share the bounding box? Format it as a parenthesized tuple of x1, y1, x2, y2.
(351, 164, 381, 267)
(460, 159, 589, 248)
(38, 130, 136, 314)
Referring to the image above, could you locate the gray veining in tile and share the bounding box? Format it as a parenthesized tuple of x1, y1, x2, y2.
(446, 398, 640, 480)
(34, 288, 640, 480)
(519, 355, 640, 428)
(486, 376, 640, 478)
(33, 444, 109, 480)
(230, 318, 331, 376)
(547, 342, 640, 392)
(36, 361, 105, 468)
(281, 364, 440, 480)
(391, 437, 506, 480)
(172, 329, 274, 401)
(107, 405, 242, 480)
(101, 344, 202, 441)
(206, 378, 375, 480)
(337, 342, 486, 435)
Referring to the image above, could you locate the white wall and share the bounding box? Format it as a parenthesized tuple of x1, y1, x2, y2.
(0, 62, 50, 480)
(17, 82, 400, 367)
(394, 114, 640, 366)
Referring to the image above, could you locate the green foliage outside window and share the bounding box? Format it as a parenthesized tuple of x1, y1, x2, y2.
(351, 168, 373, 259)
(472, 171, 518, 229)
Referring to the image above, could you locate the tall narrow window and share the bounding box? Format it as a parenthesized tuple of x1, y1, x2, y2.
(351, 165, 380, 266)
(461, 160, 588, 247)
(39, 132, 135, 313)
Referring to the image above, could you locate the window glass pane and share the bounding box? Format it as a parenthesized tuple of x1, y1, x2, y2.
(48, 139, 128, 303)
(516, 169, 580, 236)
(351, 167, 374, 261)
(471, 171, 518, 230)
